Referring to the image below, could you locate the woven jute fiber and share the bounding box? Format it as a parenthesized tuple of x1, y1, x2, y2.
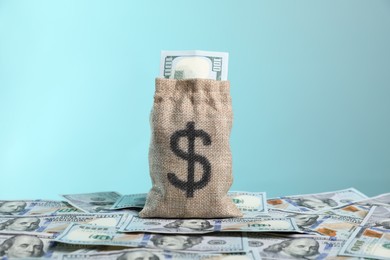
(139, 78, 242, 218)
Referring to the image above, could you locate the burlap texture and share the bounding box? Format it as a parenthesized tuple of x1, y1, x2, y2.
(139, 78, 242, 218)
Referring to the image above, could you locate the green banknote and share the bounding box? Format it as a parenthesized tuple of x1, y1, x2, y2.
(361, 206, 390, 232)
(118, 216, 300, 234)
(0, 200, 82, 216)
(267, 188, 368, 212)
(0, 213, 129, 235)
(339, 226, 390, 259)
(246, 233, 347, 260)
(55, 223, 248, 253)
(110, 191, 267, 216)
(62, 192, 122, 213)
(55, 249, 259, 260)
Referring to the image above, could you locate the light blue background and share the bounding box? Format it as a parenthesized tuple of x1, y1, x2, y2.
(0, 1, 389, 200)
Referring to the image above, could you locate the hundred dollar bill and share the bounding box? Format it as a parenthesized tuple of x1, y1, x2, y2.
(229, 191, 268, 216)
(252, 209, 325, 233)
(267, 188, 368, 212)
(55, 223, 248, 253)
(252, 208, 362, 238)
(56, 249, 259, 260)
(339, 226, 390, 259)
(110, 192, 268, 216)
(160, 50, 229, 81)
(0, 233, 54, 259)
(110, 193, 146, 210)
(62, 192, 122, 213)
(0, 213, 129, 235)
(323, 203, 371, 220)
(246, 233, 347, 260)
(118, 215, 300, 234)
(355, 193, 390, 208)
(0, 233, 142, 259)
(0, 200, 82, 216)
(361, 206, 390, 232)
(305, 213, 362, 239)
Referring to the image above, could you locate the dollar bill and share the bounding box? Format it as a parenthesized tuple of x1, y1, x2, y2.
(246, 233, 347, 260)
(118, 215, 300, 234)
(62, 192, 122, 213)
(0, 200, 82, 216)
(253, 209, 326, 234)
(0, 233, 54, 259)
(55, 223, 248, 253)
(110, 192, 267, 216)
(0, 213, 130, 235)
(229, 191, 268, 216)
(267, 188, 368, 212)
(305, 214, 362, 239)
(55, 249, 259, 260)
(355, 193, 390, 208)
(338, 226, 390, 259)
(160, 50, 229, 81)
(361, 206, 390, 232)
(252, 208, 362, 239)
(0, 232, 141, 259)
(110, 193, 146, 210)
(322, 203, 371, 220)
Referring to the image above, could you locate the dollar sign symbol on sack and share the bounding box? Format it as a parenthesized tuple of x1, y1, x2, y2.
(168, 121, 211, 198)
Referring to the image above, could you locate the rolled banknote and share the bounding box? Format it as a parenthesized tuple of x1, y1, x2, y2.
(118, 216, 300, 234)
(62, 192, 122, 213)
(0, 200, 82, 216)
(338, 226, 390, 259)
(361, 206, 390, 232)
(267, 188, 368, 212)
(55, 223, 248, 253)
(246, 233, 347, 260)
(160, 50, 229, 80)
(55, 249, 259, 260)
(0, 213, 130, 235)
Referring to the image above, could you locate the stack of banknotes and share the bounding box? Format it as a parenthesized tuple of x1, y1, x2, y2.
(1, 188, 390, 259)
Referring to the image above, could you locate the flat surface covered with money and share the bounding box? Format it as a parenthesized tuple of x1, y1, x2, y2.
(1, 188, 390, 259)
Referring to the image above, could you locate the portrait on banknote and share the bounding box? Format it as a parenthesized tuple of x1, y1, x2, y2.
(286, 214, 319, 228)
(290, 197, 338, 211)
(163, 220, 214, 232)
(0, 217, 40, 232)
(260, 237, 320, 259)
(0, 201, 27, 216)
(116, 250, 160, 260)
(0, 234, 45, 258)
(149, 234, 203, 250)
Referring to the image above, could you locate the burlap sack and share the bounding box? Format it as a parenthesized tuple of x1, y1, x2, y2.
(139, 78, 242, 218)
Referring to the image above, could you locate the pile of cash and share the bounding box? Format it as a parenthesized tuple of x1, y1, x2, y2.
(1, 188, 390, 259)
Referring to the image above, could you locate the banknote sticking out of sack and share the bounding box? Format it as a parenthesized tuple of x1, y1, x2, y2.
(139, 78, 242, 218)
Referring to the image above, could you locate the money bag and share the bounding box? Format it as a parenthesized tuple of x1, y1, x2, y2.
(139, 78, 242, 218)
